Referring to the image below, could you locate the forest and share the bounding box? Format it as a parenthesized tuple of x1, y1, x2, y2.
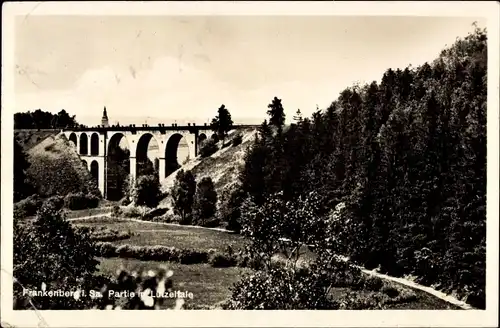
(234, 24, 487, 308)
(14, 109, 79, 129)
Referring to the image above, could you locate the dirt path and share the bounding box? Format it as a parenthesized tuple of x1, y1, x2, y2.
(123, 218, 233, 233)
(66, 213, 112, 221)
(69, 214, 474, 310)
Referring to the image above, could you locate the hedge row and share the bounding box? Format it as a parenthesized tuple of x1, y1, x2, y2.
(88, 227, 133, 242)
(64, 192, 100, 210)
(94, 242, 262, 269)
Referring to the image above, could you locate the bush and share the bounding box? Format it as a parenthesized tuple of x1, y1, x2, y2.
(64, 192, 100, 210)
(209, 252, 238, 268)
(45, 195, 65, 210)
(362, 275, 385, 292)
(225, 267, 338, 310)
(14, 194, 43, 218)
(232, 134, 243, 147)
(199, 138, 218, 158)
(200, 217, 221, 228)
(142, 207, 168, 221)
(179, 249, 210, 264)
(111, 205, 122, 217)
(132, 174, 162, 208)
(121, 206, 144, 218)
(89, 226, 132, 242)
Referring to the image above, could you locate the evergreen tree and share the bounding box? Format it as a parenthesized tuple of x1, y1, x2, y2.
(210, 104, 234, 144)
(193, 177, 218, 226)
(171, 169, 197, 223)
(267, 97, 286, 130)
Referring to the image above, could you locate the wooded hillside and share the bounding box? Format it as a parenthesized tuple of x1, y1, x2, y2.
(237, 24, 487, 308)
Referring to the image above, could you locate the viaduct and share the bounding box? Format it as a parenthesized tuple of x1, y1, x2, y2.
(61, 122, 255, 200)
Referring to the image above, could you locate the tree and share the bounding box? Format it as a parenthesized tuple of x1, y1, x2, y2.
(132, 174, 162, 208)
(106, 146, 130, 201)
(14, 202, 101, 309)
(210, 104, 233, 144)
(14, 109, 79, 129)
(193, 177, 217, 226)
(14, 139, 33, 202)
(171, 169, 197, 223)
(267, 97, 286, 129)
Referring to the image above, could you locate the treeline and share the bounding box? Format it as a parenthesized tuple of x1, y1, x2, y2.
(234, 25, 487, 307)
(14, 109, 79, 129)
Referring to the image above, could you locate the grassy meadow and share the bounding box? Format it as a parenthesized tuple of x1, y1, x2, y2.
(71, 216, 460, 310)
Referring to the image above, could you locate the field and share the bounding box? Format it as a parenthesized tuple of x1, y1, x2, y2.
(72, 218, 247, 251)
(97, 257, 252, 308)
(72, 216, 461, 310)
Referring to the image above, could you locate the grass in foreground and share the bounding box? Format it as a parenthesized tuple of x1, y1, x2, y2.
(80, 217, 461, 310)
(98, 257, 252, 308)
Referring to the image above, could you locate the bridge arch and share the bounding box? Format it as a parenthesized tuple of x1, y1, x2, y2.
(69, 132, 77, 148)
(165, 133, 190, 177)
(90, 133, 99, 155)
(106, 133, 130, 201)
(90, 160, 99, 185)
(79, 133, 88, 155)
(136, 133, 160, 178)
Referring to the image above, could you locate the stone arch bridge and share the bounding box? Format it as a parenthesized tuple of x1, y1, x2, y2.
(62, 123, 255, 200)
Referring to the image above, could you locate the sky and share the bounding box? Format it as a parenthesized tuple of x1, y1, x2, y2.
(14, 15, 485, 126)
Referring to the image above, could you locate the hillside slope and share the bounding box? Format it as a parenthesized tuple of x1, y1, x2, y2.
(160, 128, 257, 211)
(25, 132, 100, 198)
(15, 129, 60, 151)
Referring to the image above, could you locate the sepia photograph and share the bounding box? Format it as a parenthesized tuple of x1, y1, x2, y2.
(1, 1, 499, 327)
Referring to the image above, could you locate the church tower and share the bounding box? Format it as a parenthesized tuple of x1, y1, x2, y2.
(101, 106, 109, 127)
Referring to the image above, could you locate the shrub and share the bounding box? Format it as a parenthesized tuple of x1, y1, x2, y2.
(232, 134, 243, 147)
(132, 174, 162, 208)
(121, 206, 144, 218)
(225, 267, 338, 310)
(44, 195, 65, 210)
(95, 241, 118, 257)
(200, 217, 221, 228)
(209, 252, 238, 268)
(179, 249, 210, 264)
(13, 194, 43, 218)
(89, 226, 132, 242)
(159, 214, 181, 224)
(199, 138, 218, 158)
(111, 205, 122, 217)
(142, 207, 168, 221)
(362, 275, 385, 292)
(64, 192, 100, 210)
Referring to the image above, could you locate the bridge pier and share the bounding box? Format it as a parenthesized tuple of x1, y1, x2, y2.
(129, 156, 137, 182)
(158, 157, 166, 181)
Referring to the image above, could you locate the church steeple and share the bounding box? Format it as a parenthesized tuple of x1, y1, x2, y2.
(101, 106, 109, 127)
